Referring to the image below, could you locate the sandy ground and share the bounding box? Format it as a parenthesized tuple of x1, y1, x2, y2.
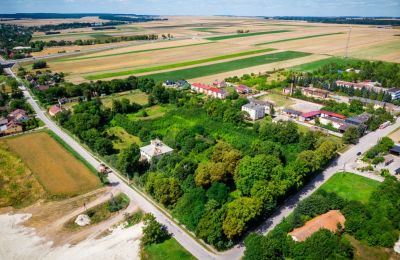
(0, 213, 142, 260)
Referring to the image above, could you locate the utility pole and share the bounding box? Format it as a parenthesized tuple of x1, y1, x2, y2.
(345, 26, 352, 58)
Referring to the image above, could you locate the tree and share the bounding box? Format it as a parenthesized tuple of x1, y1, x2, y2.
(141, 213, 170, 246)
(32, 60, 47, 69)
(145, 172, 182, 207)
(206, 182, 229, 204)
(223, 197, 263, 239)
(342, 126, 360, 144)
(195, 162, 227, 188)
(117, 144, 140, 176)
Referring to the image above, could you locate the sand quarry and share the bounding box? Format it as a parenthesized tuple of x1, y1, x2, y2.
(0, 188, 143, 260)
(33, 16, 400, 83)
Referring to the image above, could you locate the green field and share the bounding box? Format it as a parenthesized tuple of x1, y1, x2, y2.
(290, 56, 358, 72)
(85, 48, 275, 80)
(127, 105, 173, 121)
(101, 90, 149, 107)
(255, 32, 344, 46)
(142, 238, 195, 260)
(57, 42, 214, 62)
(141, 51, 311, 82)
(319, 172, 380, 203)
(191, 27, 220, 33)
(107, 126, 142, 150)
(205, 30, 290, 41)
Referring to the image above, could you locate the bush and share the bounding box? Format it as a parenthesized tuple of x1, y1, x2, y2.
(141, 213, 171, 246)
(32, 61, 47, 69)
(107, 193, 130, 212)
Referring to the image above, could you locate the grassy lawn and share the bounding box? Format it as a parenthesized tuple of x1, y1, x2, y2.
(255, 32, 344, 46)
(290, 56, 359, 72)
(107, 126, 142, 150)
(85, 48, 275, 80)
(101, 89, 149, 107)
(258, 93, 295, 107)
(205, 30, 290, 41)
(57, 42, 214, 62)
(142, 51, 311, 82)
(346, 235, 395, 260)
(142, 238, 195, 260)
(3, 131, 101, 198)
(319, 172, 380, 203)
(127, 105, 173, 121)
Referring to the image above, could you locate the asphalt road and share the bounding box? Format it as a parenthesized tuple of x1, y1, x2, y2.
(4, 62, 399, 259)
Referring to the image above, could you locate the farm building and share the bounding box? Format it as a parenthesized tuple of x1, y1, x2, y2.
(212, 79, 227, 88)
(288, 210, 345, 242)
(345, 112, 371, 126)
(8, 109, 29, 123)
(191, 83, 228, 99)
(335, 80, 384, 93)
(1, 121, 23, 135)
(49, 105, 62, 117)
(300, 110, 346, 122)
(282, 108, 302, 118)
(236, 84, 252, 94)
(387, 88, 400, 100)
(301, 87, 330, 99)
(242, 103, 265, 120)
(248, 98, 274, 114)
(140, 139, 174, 161)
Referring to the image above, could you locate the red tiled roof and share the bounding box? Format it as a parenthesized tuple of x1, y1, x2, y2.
(320, 110, 346, 119)
(301, 110, 321, 118)
(192, 82, 222, 93)
(49, 105, 62, 115)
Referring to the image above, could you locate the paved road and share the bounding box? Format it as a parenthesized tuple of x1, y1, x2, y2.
(4, 61, 399, 259)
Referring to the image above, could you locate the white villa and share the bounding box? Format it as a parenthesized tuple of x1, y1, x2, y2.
(140, 139, 174, 161)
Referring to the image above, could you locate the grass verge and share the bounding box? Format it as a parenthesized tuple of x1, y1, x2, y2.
(205, 30, 290, 40)
(142, 238, 196, 260)
(255, 32, 344, 46)
(57, 42, 214, 62)
(141, 50, 311, 82)
(319, 172, 380, 203)
(85, 48, 275, 80)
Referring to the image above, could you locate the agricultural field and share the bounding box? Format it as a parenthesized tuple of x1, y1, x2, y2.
(38, 16, 399, 83)
(2, 131, 101, 198)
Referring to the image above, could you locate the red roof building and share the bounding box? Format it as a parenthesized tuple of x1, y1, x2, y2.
(49, 105, 62, 116)
(300, 110, 346, 121)
(191, 83, 228, 99)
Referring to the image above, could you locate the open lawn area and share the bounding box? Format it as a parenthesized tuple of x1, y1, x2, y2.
(290, 56, 359, 72)
(205, 30, 290, 40)
(85, 48, 275, 80)
(3, 131, 101, 198)
(143, 51, 311, 82)
(319, 172, 380, 203)
(142, 238, 195, 260)
(127, 105, 173, 121)
(107, 126, 142, 150)
(258, 93, 295, 107)
(101, 90, 149, 107)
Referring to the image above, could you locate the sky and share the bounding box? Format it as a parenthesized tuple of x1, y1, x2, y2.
(2, 0, 400, 17)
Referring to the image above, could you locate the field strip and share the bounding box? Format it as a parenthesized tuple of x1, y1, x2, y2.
(289, 56, 359, 72)
(255, 32, 344, 46)
(205, 30, 291, 41)
(136, 51, 312, 82)
(56, 42, 215, 62)
(191, 28, 220, 33)
(189, 54, 329, 84)
(84, 48, 276, 80)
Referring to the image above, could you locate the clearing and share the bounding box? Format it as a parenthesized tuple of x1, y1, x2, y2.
(3, 131, 101, 197)
(101, 89, 149, 107)
(142, 238, 195, 260)
(107, 126, 142, 150)
(319, 172, 380, 203)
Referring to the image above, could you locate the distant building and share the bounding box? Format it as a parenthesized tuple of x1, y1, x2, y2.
(242, 103, 265, 120)
(236, 84, 252, 94)
(212, 79, 227, 88)
(288, 210, 345, 242)
(301, 87, 330, 99)
(282, 108, 302, 118)
(191, 83, 228, 99)
(2, 121, 23, 135)
(8, 109, 29, 123)
(49, 105, 62, 117)
(300, 110, 346, 122)
(387, 88, 400, 100)
(248, 98, 274, 114)
(140, 139, 174, 161)
(335, 80, 384, 93)
(162, 80, 189, 90)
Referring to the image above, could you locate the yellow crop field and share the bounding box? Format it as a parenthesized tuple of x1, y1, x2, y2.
(4, 132, 101, 197)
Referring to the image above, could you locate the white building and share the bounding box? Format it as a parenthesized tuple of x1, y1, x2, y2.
(242, 103, 265, 120)
(140, 139, 174, 161)
(387, 88, 400, 100)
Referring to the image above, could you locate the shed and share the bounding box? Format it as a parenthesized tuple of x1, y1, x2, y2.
(390, 145, 400, 156)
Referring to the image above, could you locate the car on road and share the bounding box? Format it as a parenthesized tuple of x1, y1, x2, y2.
(356, 152, 362, 156)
